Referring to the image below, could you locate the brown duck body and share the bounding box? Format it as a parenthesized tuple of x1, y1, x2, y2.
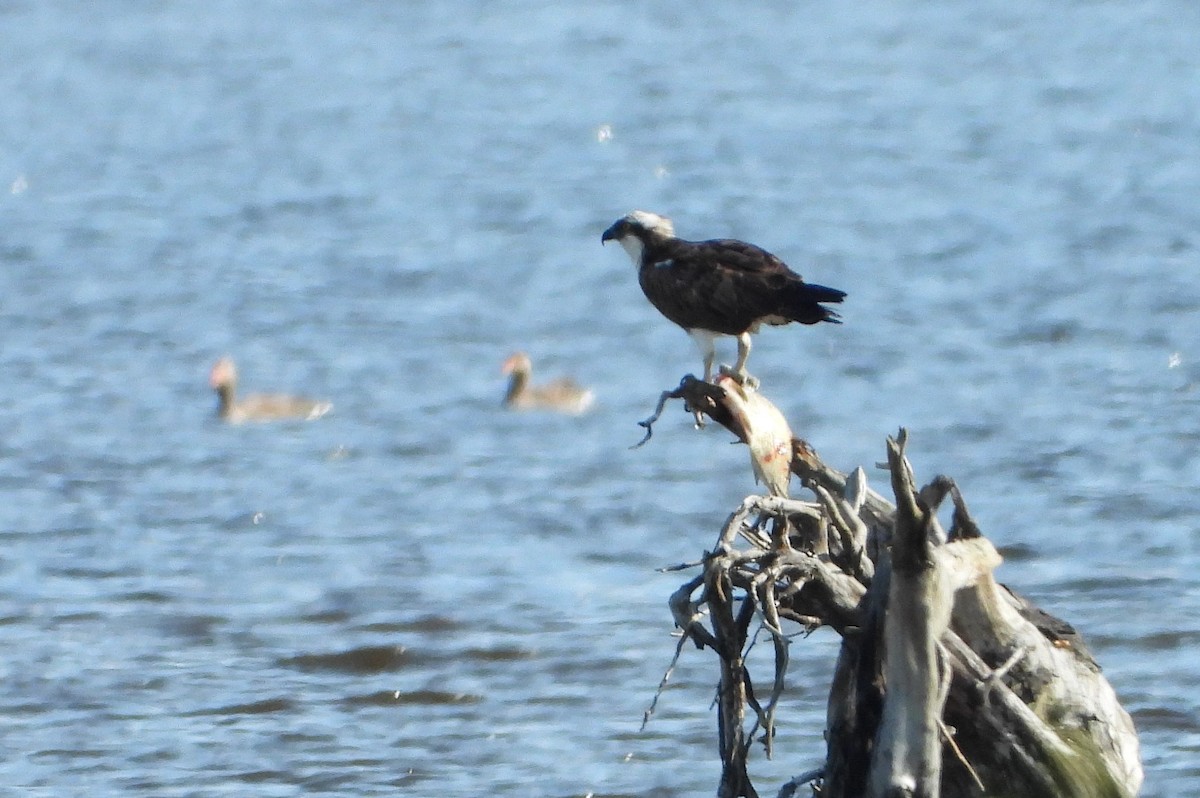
(502, 352, 594, 415)
(210, 357, 332, 424)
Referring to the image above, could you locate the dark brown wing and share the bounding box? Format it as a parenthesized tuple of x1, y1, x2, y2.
(693, 238, 797, 276)
(638, 238, 844, 335)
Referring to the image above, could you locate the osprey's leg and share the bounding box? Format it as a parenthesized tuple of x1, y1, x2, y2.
(689, 329, 719, 383)
(721, 332, 759, 390)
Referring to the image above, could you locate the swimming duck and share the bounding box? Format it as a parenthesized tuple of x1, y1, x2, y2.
(501, 352, 594, 415)
(210, 357, 332, 423)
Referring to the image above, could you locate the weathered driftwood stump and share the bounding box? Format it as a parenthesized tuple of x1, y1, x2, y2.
(638, 376, 1142, 798)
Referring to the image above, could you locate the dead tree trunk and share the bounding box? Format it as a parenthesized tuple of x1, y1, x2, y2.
(639, 376, 1142, 798)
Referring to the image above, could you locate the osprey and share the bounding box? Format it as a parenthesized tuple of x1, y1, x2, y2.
(601, 210, 845, 387)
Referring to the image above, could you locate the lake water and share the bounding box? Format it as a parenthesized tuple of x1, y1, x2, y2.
(2, 1, 1198, 795)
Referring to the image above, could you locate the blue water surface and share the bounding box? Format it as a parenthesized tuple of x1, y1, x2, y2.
(2, 1, 1199, 795)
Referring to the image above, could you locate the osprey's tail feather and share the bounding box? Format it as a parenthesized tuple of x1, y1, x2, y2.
(787, 281, 846, 325)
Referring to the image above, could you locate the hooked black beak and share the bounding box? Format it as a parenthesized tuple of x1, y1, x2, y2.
(600, 223, 620, 244)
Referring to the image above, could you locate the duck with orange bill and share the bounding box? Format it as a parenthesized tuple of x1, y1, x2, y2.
(209, 357, 332, 424)
(501, 352, 594, 415)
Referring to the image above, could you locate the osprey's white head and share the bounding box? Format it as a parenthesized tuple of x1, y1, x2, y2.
(601, 210, 676, 266)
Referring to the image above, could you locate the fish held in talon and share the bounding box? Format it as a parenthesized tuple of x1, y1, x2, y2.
(601, 210, 845, 389)
(501, 351, 595, 415)
(714, 373, 794, 499)
(209, 357, 333, 424)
